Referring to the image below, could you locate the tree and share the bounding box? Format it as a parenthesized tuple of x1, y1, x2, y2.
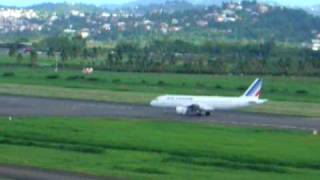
(16, 53, 23, 64)
(82, 48, 89, 60)
(47, 47, 54, 58)
(60, 49, 68, 69)
(8, 46, 17, 57)
(91, 47, 99, 66)
(30, 50, 38, 67)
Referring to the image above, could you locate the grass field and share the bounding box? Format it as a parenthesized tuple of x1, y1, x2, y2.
(1, 66, 320, 102)
(1, 65, 320, 116)
(0, 118, 320, 179)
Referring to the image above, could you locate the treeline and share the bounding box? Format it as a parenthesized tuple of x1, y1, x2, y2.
(104, 40, 320, 76)
(6, 37, 320, 76)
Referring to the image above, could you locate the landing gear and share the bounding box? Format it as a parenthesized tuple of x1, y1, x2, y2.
(186, 105, 211, 116)
(196, 111, 211, 117)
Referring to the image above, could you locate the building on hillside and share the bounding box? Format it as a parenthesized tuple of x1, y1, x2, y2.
(117, 22, 126, 31)
(80, 28, 90, 38)
(171, 18, 179, 25)
(169, 26, 182, 32)
(102, 24, 111, 31)
(64, 28, 76, 34)
(312, 39, 320, 51)
(160, 23, 169, 34)
(101, 12, 111, 18)
(257, 4, 270, 14)
(196, 20, 209, 27)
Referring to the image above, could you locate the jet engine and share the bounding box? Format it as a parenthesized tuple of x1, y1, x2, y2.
(176, 106, 188, 115)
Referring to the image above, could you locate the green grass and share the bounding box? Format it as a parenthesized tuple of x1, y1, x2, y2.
(0, 118, 320, 179)
(1, 66, 320, 101)
(0, 83, 155, 104)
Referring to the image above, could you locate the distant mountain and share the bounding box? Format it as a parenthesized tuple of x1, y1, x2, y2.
(108, 0, 201, 13)
(122, 0, 228, 7)
(191, 0, 227, 5)
(0, 0, 314, 9)
(0, 4, 16, 8)
(0, 1, 291, 11)
(123, 0, 182, 7)
(26, 3, 102, 13)
(117, 0, 282, 8)
(306, 5, 320, 16)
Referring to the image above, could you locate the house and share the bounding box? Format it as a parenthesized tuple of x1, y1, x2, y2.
(312, 39, 320, 51)
(80, 28, 90, 38)
(117, 22, 126, 31)
(101, 12, 111, 18)
(143, 20, 153, 25)
(171, 18, 179, 25)
(170, 26, 182, 32)
(145, 25, 152, 31)
(196, 20, 209, 27)
(257, 4, 270, 14)
(64, 28, 76, 34)
(160, 23, 169, 34)
(102, 24, 111, 31)
(215, 16, 225, 23)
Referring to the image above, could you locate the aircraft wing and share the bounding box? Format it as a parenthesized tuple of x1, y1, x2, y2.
(197, 103, 214, 111)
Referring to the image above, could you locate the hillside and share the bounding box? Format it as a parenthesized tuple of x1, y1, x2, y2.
(307, 5, 320, 16)
(26, 3, 102, 13)
(0, 1, 319, 44)
(123, 0, 227, 6)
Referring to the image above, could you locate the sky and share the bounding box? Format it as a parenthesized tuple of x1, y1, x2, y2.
(0, 0, 319, 7)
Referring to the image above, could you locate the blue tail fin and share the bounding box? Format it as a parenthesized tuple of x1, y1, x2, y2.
(242, 79, 263, 98)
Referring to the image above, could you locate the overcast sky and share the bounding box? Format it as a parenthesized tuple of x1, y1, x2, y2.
(0, 0, 319, 7)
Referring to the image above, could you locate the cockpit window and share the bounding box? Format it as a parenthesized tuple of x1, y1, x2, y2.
(156, 96, 165, 101)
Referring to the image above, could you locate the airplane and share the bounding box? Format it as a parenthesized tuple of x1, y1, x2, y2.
(150, 78, 268, 116)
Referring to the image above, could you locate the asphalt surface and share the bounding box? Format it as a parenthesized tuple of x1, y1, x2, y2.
(1, 95, 320, 131)
(0, 165, 114, 180)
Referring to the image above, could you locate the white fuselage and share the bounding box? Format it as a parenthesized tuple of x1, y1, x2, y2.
(151, 79, 267, 115)
(151, 95, 265, 111)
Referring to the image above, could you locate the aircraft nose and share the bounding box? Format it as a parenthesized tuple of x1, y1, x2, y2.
(150, 100, 159, 107)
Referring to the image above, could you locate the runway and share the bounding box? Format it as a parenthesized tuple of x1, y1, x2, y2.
(0, 95, 320, 131)
(0, 165, 113, 180)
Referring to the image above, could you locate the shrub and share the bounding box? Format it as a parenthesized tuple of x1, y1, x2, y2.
(87, 77, 99, 82)
(66, 75, 85, 81)
(215, 84, 223, 89)
(112, 79, 121, 84)
(157, 80, 165, 86)
(237, 86, 247, 91)
(141, 80, 147, 84)
(269, 88, 278, 93)
(196, 83, 205, 88)
(2, 72, 15, 77)
(46, 74, 60, 80)
(133, 167, 167, 175)
(296, 90, 308, 95)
